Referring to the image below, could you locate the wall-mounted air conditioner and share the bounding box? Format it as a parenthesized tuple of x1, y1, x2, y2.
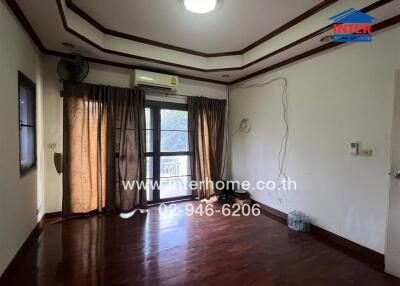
(134, 70, 178, 91)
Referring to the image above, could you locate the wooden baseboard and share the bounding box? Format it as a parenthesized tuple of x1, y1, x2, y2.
(252, 199, 385, 271)
(252, 200, 288, 224)
(44, 211, 62, 219)
(0, 217, 44, 283)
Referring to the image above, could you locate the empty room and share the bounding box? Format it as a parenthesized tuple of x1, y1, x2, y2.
(1, 0, 400, 285)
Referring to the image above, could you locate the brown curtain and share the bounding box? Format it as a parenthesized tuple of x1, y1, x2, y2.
(188, 97, 226, 198)
(62, 82, 146, 217)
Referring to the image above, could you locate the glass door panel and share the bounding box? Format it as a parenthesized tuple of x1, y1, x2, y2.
(145, 102, 192, 203)
(159, 108, 190, 200)
(160, 155, 191, 199)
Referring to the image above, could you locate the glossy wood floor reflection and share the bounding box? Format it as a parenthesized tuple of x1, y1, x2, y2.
(5, 201, 400, 286)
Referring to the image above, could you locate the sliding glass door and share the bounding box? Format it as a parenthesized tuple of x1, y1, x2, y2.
(145, 101, 192, 203)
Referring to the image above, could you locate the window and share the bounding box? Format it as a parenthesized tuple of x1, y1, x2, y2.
(145, 101, 191, 203)
(18, 72, 36, 175)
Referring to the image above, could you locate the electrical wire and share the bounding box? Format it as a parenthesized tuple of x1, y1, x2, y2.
(231, 78, 289, 202)
(143, 79, 289, 202)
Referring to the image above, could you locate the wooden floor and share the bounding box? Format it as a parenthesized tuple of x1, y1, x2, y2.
(3, 201, 400, 286)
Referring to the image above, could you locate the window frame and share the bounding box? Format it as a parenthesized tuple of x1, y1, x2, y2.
(18, 71, 37, 176)
(145, 100, 192, 204)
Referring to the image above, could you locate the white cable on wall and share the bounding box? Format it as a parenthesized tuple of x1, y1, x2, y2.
(229, 78, 289, 202)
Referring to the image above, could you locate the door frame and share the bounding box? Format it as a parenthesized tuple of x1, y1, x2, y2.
(145, 100, 192, 204)
(385, 70, 400, 278)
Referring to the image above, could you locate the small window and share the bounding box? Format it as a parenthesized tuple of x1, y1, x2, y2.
(18, 71, 36, 175)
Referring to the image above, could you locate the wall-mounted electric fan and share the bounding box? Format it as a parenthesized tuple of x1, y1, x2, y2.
(57, 53, 89, 82)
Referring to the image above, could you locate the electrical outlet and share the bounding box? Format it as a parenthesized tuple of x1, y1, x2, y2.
(48, 143, 57, 149)
(358, 149, 373, 156)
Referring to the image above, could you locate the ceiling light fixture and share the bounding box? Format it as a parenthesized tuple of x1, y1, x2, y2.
(320, 36, 334, 43)
(183, 0, 218, 14)
(62, 42, 75, 48)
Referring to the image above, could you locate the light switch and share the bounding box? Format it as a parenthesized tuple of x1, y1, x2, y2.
(350, 142, 359, 156)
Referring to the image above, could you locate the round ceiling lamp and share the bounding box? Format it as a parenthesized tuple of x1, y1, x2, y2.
(183, 0, 218, 14)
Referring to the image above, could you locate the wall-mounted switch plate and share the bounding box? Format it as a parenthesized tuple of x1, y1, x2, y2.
(48, 143, 57, 149)
(350, 142, 359, 156)
(350, 142, 372, 157)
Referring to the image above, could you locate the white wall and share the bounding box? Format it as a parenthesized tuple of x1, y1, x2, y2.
(229, 26, 400, 253)
(0, 2, 44, 276)
(42, 55, 227, 213)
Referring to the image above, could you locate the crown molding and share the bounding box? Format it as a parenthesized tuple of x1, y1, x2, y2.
(66, 0, 339, 57)
(4, 0, 399, 86)
(4, 0, 227, 85)
(231, 15, 400, 84)
(43, 49, 228, 85)
(4, 0, 45, 52)
(57, 0, 395, 72)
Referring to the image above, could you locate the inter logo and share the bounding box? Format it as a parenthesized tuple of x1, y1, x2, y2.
(329, 8, 375, 43)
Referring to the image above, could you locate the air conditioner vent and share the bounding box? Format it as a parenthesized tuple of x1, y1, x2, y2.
(134, 70, 178, 92)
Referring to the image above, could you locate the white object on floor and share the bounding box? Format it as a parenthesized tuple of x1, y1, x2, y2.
(119, 209, 147, 219)
(120, 210, 137, 219)
(201, 196, 218, 204)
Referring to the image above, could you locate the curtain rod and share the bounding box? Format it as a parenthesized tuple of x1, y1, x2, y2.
(144, 89, 191, 98)
(59, 85, 198, 99)
(59, 88, 192, 98)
